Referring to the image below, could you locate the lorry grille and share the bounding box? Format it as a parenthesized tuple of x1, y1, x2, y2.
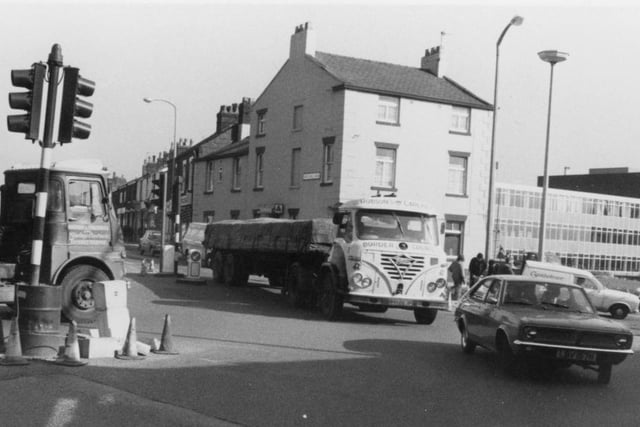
(380, 253, 425, 281)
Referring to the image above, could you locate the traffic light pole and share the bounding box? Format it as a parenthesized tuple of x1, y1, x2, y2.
(160, 171, 168, 272)
(30, 44, 63, 287)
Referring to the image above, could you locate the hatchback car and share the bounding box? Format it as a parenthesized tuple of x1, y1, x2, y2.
(139, 230, 162, 256)
(454, 275, 634, 384)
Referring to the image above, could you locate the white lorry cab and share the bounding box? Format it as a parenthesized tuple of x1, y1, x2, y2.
(521, 260, 639, 319)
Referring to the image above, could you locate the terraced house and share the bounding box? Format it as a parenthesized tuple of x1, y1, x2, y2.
(227, 22, 493, 259)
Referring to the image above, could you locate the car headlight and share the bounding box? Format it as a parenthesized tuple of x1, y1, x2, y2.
(615, 335, 632, 349)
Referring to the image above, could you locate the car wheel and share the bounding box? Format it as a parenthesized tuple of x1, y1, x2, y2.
(597, 363, 612, 385)
(609, 304, 629, 320)
(460, 322, 476, 354)
(414, 308, 438, 325)
(319, 271, 343, 321)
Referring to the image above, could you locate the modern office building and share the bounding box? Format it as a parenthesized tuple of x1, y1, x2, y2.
(495, 182, 640, 276)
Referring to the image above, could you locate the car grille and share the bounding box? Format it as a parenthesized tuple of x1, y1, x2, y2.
(380, 253, 426, 281)
(531, 328, 626, 350)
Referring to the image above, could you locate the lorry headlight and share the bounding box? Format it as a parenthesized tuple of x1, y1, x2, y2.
(427, 282, 437, 292)
(352, 272, 372, 288)
(436, 278, 447, 288)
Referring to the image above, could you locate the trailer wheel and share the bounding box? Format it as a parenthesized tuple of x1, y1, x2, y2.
(223, 254, 248, 286)
(319, 271, 343, 321)
(212, 252, 225, 284)
(59, 265, 109, 323)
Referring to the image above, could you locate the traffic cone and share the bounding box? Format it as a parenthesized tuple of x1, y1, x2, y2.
(152, 314, 179, 355)
(55, 321, 87, 367)
(0, 317, 29, 366)
(115, 317, 144, 360)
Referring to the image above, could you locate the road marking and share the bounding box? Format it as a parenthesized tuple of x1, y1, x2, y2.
(46, 398, 77, 427)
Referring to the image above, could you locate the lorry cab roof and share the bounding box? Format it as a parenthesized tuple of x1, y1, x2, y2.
(8, 159, 109, 175)
(338, 198, 437, 215)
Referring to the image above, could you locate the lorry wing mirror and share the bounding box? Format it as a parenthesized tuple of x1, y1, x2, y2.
(440, 223, 445, 234)
(333, 213, 345, 226)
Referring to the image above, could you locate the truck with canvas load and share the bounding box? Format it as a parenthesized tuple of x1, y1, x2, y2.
(0, 160, 127, 324)
(204, 198, 450, 324)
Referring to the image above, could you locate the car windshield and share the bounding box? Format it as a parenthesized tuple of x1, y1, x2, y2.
(355, 209, 438, 244)
(502, 280, 595, 313)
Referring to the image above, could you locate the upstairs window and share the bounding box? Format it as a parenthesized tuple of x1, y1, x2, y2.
(257, 109, 267, 136)
(293, 105, 303, 131)
(450, 106, 471, 134)
(447, 153, 469, 196)
(232, 157, 242, 191)
(254, 147, 264, 189)
(373, 143, 397, 190)
(205, 160, 214, 192)
(377, 96, 399, 124)
(322, 137, 335, 184)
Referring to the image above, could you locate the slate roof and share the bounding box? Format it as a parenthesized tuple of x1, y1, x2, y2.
(198, 138, 249, 162)
(312, 51, 492, 111)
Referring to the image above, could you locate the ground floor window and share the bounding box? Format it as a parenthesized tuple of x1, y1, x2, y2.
(444, 219, 465, 259)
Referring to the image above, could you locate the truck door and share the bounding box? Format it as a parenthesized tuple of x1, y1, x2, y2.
(66, 178, 111, 252)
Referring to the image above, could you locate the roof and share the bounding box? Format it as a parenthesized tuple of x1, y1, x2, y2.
(197, 138, 249, 162)
(312, 52, 492, 110)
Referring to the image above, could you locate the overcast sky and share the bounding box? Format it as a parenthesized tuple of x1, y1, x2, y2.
(1, 1, 639, 187)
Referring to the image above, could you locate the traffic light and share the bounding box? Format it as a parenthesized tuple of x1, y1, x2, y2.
(58, 66, 95, 144)
(150, 173, 165, 209)
(7, 63, 46, 140)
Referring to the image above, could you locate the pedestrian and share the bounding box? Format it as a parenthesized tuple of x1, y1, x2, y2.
(496, 246, 506, 259)
(448, 255, 465, 300)
(468, 252, 487, 285)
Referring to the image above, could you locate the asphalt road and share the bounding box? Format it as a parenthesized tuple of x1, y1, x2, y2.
(1, 250, 639, 426)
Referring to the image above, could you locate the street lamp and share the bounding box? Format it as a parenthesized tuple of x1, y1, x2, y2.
(537, 50, 569, 261)
(143, 97, 179, 272)
(485, 15, 524, 260)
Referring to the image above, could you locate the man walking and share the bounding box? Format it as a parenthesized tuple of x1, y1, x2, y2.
(448, 255, 465, 301)
(468, 252, 487, 285)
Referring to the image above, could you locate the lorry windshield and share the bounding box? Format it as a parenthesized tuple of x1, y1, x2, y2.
(355, 209, 439, 244)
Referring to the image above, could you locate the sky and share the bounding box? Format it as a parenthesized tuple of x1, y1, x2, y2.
(1, 0, 640, 187)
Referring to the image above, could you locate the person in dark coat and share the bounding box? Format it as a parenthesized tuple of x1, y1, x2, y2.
(448, 255, 465, 300)
(468, 252, 487, 285)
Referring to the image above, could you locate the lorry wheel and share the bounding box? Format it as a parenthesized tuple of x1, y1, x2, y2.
(59, 265, 109, 323)
(413, 308, 438, 325)
(224, 254, 248, 286)
(287, 264, 314, 308)
(319, 271, 343, 321)
(609, 304, 629, 319)
(212, 252, 225, 284)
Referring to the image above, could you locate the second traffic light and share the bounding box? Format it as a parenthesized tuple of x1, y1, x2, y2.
(7, 63, 46, 140)
(151, 173, 165, 209)
(58, 66, 95, 144)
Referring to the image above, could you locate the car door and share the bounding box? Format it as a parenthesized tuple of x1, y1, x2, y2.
(579, 277, 605, 310)
(459, 279, 491, 344)
(477, 279, 504, 345)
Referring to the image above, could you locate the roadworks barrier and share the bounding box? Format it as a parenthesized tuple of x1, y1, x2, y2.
(115, 317, 145, 360)
(0, 317, 29, 366)
(151, 314, 179, 355)
(55, 320, 87, 367)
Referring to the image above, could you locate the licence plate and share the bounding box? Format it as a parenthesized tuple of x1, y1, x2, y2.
(556, 349, 597, 362)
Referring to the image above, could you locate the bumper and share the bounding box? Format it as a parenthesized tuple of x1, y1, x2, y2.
(345, 294, 449, 310)
(513, 340, 633, 365)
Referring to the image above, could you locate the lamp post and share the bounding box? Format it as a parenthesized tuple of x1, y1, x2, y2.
(143, 97, 179, 273)
(485, 15, 523, 260)
(537, 50, 569, 261)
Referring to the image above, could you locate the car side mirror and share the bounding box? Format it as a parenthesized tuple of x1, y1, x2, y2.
(487, 295, 498, 305)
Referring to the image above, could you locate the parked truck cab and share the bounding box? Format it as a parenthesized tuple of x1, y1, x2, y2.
(319, 198, 449, 323)
(0, 160, 126, 324)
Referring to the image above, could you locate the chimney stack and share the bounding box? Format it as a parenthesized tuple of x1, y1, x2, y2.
(289, 22, 316, 60)
(421, 45, 445, 78)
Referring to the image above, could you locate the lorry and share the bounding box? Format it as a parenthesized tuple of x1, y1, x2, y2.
(520, 260, 639, 319)
(0, 160, 127, 324)
(204, 198, 450, 324)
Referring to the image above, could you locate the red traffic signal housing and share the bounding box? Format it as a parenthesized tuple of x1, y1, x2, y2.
(58, 66, 95, 144)
(7, 63, 46, 140)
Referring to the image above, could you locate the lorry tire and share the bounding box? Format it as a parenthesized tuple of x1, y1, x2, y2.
(319, 271, 343, 321)
(59, 265, 109, 323)
(413, 308, 438, 325)
(223, 254, 248, 286)
(287, 264, 314, 308)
